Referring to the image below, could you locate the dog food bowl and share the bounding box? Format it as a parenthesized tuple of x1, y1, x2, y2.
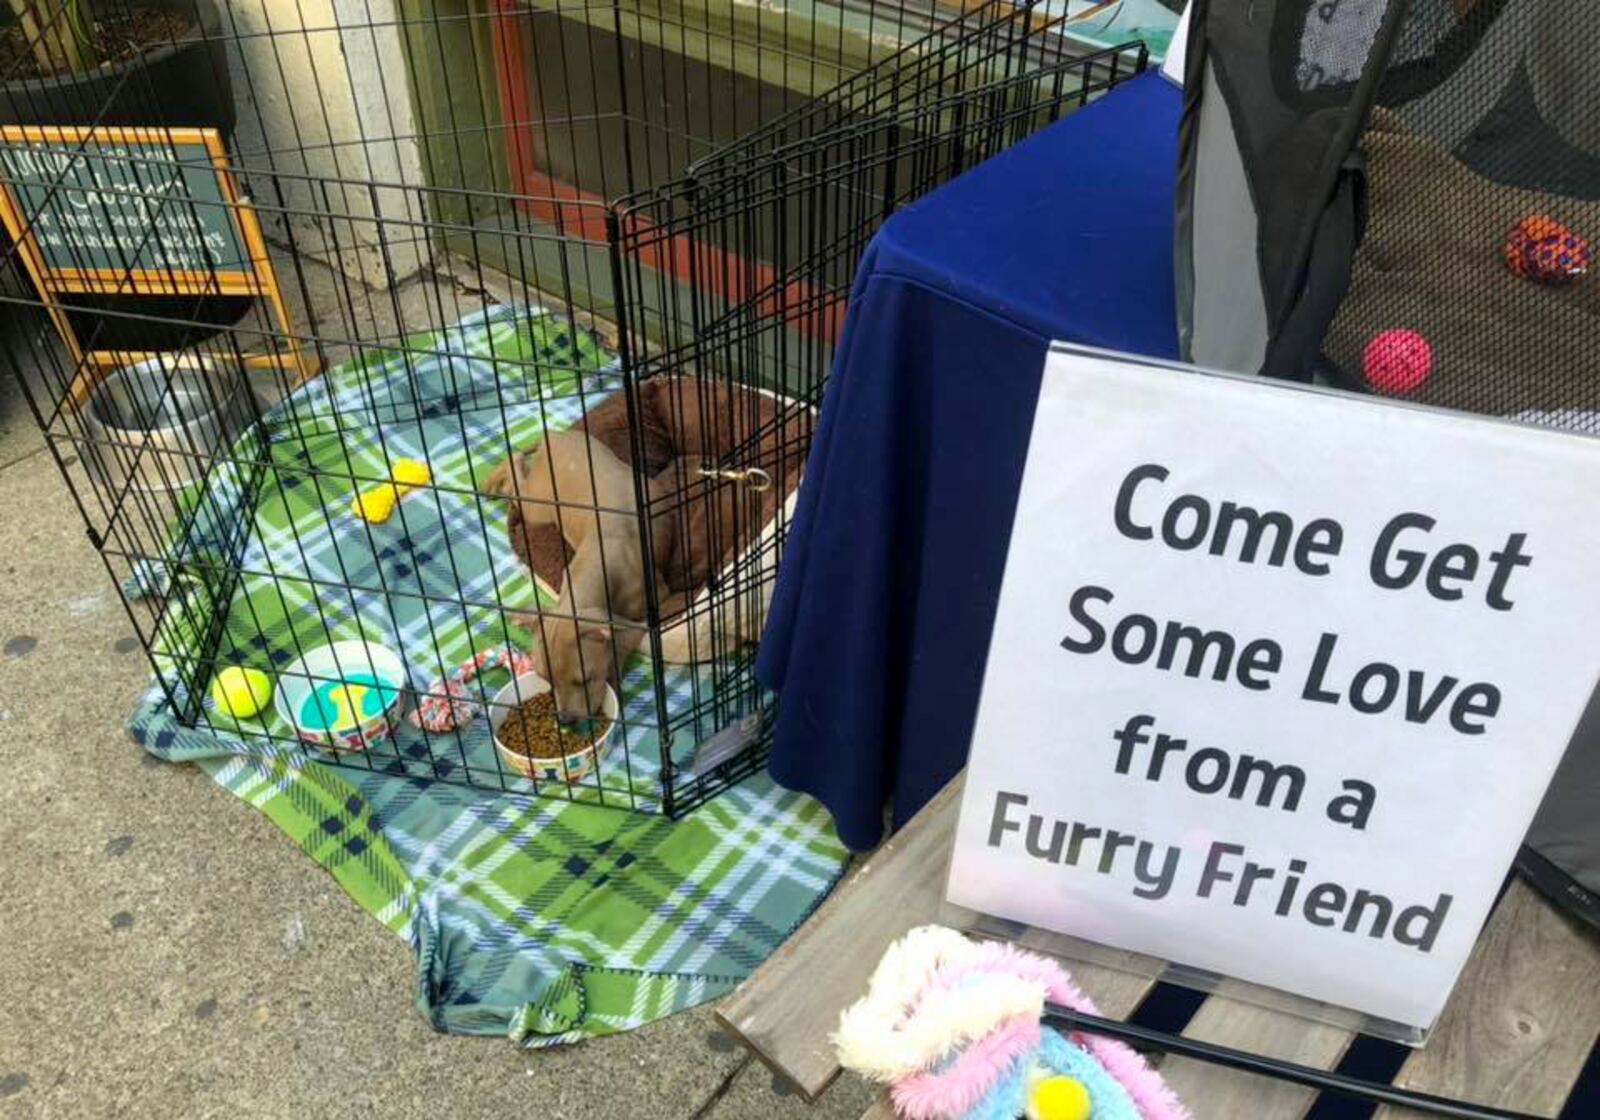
(489, 671, 619, 784)
(82, 354, 246, 494)
(275, 640, 407, 751)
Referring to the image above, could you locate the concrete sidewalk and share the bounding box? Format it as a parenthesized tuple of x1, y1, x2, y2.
(0, 301, 873, 1119)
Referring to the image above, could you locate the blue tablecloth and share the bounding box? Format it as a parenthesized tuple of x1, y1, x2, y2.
(757, 72, 1182, 850)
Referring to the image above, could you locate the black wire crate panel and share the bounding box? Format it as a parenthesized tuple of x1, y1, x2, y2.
(680, 12, 1148, 184)
(2, 0, 1149, 815)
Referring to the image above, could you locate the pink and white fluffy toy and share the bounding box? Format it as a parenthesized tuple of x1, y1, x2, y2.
(834, 926, 1191, 1120)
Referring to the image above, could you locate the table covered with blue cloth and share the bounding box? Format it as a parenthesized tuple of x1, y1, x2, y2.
(756, 71, 1182, 850)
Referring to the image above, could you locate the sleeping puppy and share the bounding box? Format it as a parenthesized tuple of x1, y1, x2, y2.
(484, 430, 660, 721)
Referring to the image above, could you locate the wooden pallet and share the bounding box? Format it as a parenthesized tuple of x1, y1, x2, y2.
(716, 775, 1600, 1119)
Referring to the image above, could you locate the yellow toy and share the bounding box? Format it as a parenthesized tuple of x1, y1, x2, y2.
(210, 666, 274, 720)
(351, 457, 432, 523)
(1027, 1074, 1092, 1120)
(324, 683, 371, 731)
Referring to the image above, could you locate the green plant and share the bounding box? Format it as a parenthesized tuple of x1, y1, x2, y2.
(7, 0, 100, 74)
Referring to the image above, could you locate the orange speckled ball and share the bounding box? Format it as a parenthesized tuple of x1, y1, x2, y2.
(1504, 214, 1589, 283)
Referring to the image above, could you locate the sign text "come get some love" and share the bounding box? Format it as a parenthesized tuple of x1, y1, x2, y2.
(946, 347, 1600, 1030)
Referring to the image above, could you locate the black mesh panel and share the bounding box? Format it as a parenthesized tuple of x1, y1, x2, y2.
(1319, 0, 1600, 427)
(1189, 0, 1600, 932)
(1188, 0, 1410, 378)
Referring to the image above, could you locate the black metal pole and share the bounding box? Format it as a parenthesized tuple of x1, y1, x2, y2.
(1041, 1003, 1543, 1120)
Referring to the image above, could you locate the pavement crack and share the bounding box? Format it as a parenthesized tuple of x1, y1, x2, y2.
(0, 444, 47, 474)
(690, 1054, 751, 1120)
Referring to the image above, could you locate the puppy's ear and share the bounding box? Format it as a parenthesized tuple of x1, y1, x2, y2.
(577, 621, 613, 644)
(481, 456, 516, 498)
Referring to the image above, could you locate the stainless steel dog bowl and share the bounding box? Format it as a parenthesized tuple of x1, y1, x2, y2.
(82, 355, 244, 494)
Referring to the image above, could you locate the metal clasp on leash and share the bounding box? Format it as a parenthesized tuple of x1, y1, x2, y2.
(698, 465, 773, 491)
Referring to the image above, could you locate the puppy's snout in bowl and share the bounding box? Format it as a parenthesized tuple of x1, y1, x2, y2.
(490, 670, 619, 784)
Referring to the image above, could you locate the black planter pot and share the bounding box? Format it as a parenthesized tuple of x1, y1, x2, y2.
(1, 0, 252, 352)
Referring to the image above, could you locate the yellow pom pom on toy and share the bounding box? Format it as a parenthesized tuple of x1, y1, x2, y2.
(210, 666, 273, 720)
(391, 458, 431, 489)
(352, 486, 399, 523)
(1027, 1075, 1092, 1120)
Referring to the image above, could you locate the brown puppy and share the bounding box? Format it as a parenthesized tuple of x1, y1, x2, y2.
(643, 455, 700, 601)
(484, 430, 654, 720)
(522, 537, 647, 724)
(482, 427, 639, 556)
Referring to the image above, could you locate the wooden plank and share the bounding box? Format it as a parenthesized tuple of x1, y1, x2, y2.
(854, 972, 1353, 1119)
(1373, 880, 1600, 1120)
(717, 777, 966, 1100)
(941, 900, 1164, 1016)
(716, 773, 1165, 1100)
(741, 800, 1600, 1120)
(747, 812, 1594, 1120)
(723, 774, 960, 1100)
(1159, 992, 1356, 1119)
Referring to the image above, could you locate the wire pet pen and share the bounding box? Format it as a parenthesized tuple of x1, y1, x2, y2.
(0, 0, 1146, 815)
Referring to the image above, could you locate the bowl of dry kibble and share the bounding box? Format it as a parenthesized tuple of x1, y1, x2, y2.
(488, 672, 618, 784)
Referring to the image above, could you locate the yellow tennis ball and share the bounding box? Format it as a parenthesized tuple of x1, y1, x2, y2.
(211, 666, 273, 720)
(391, 458, 431, 489)
(1028, 1075, 1092, 1120)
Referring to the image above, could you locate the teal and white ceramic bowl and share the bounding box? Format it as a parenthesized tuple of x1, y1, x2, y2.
(275, 640, 406, 751)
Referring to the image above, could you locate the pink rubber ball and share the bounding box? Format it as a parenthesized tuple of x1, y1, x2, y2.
(1362, 329, 1433, 395)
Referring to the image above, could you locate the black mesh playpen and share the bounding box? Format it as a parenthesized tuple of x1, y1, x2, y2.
(0, 0, 1147, 815)
(1176, 0, 1600, 930)
(1177, 0, 1599, 412)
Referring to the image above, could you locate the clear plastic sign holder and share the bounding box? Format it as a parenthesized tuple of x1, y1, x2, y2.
(921, 344, 1600, 1120)
(938, 886, 1422, 1041)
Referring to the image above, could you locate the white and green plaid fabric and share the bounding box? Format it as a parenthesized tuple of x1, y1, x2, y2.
(129, 305, 848, 1044)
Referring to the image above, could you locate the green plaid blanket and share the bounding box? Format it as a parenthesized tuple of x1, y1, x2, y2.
(129, 305, 848, 1044)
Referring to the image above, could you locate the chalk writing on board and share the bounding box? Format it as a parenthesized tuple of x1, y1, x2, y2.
(0, 140, 249, 275)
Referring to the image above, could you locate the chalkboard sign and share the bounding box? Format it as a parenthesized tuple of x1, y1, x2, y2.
(0, 134, 250, 276)
(0, 124, 313, 389)
(0, 128, 249, 278)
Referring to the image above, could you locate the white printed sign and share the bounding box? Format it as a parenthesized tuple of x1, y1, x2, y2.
(946, 346, 1600, 1030)
(1160, 1, 1190, 85)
